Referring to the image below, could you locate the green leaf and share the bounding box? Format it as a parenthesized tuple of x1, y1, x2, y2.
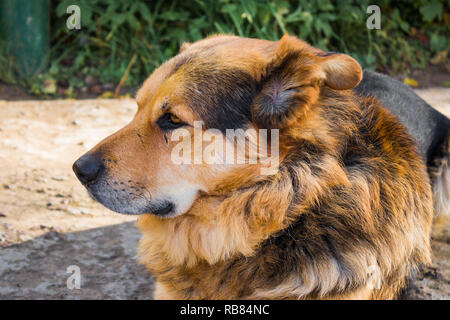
(430, 34, 447, 52)
(420, 2, 443, 22)
(399, 21, 409, 32)
(159, 11, 190, 21)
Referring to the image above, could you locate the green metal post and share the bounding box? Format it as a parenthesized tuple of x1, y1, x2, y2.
(0, 0, 50, 78)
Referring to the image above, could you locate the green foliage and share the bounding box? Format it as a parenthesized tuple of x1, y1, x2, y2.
(0, 40, 18, 84)
(1, 0, 449, 96)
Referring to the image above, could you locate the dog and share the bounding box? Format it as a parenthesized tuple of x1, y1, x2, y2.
(73, 34, 447, 299)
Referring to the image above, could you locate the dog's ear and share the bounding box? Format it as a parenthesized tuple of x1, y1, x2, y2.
(317, 51, 363, 90)
(179, 42, 191, 53)
(252, 35, 362, 128)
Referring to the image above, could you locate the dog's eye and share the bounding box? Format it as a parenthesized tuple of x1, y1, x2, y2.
(169, 114, 181, 124)
(157, 113, 186, 131)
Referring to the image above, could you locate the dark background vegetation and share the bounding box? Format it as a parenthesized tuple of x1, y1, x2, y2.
(0, 0, 449, 98)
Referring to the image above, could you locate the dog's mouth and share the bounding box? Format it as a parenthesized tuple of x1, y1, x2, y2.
(144, 201, 175, 217)
(82, 178, 177, 217)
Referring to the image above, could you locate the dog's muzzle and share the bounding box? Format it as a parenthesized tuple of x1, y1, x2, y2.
(72, 153, 176, 217)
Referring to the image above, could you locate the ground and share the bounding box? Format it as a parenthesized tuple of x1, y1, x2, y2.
(0, 90, 449, 300)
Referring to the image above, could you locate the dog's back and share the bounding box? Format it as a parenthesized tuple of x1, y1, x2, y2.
(355, 70, 449, 222)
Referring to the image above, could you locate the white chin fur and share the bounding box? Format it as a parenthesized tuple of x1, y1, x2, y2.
(158, 183, 202, 216)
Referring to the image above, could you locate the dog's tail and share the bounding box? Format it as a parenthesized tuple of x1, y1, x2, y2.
(430, 130, 450, 231)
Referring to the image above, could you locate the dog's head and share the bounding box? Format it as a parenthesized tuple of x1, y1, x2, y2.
(73, 34, 362, 218)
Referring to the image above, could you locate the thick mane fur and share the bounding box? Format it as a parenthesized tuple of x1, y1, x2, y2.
(137, 87, 433, 299)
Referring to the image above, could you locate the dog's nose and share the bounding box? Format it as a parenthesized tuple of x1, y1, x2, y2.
(72, 153, 103, 184)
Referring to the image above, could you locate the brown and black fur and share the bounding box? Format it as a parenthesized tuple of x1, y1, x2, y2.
(355, 70, 450, 228)
(73, 35, 435, 299)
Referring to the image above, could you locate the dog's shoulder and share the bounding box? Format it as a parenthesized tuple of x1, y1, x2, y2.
(354, 70, 450, 164)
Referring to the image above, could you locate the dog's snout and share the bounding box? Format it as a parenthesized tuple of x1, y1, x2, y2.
(73, 153, 103, 184)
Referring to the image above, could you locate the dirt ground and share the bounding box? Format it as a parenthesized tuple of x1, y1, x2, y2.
(0, 90, 449, 300)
